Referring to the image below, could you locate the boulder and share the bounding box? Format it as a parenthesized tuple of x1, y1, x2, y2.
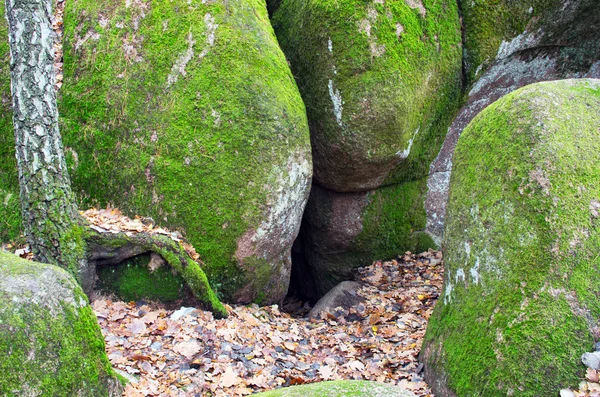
(421, 79, 600, 396)
(54, 0, 312, 303)
(297, 181, 434, 299)
(251, 380, 416, 396)
(0, 250, 122, 396)
(425, 0, 600, 244)
(308, 281, 363, 319)
(272, 0, 462, 192)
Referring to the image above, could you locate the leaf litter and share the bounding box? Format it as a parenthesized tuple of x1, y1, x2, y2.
(93, 250, 444, 396)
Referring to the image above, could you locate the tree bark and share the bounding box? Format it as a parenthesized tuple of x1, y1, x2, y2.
(5, 0, 89, 286)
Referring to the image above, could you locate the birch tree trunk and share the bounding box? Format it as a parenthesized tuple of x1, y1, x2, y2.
(5, 0, 90, 288)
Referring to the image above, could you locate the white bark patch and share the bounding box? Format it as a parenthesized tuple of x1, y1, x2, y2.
(166, 32, 196, 88)
(328, 79, 343, 127)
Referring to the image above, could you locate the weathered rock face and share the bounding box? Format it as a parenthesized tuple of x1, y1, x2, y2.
(422, 79, 600, 396)
(272, 0, 462, 192)
(0, 250, 122, 396)
(251, 380, 416, 396)
(57, 0, 312, 303)
(297, 182, 433, 298)
(425, 0, 600, 244)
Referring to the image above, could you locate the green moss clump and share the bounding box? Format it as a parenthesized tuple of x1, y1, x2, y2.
(59, 0, 311, 303)
(0, 3, 22, 244)
(251, 380, 415, 396)
(272, 0, 462, 191)
(0, 250, 121, 396)
(422, 79, 600, 396)
(97, 253, 186, 302)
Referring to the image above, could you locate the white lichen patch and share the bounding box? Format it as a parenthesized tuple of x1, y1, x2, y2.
(396, 127, 419, 159)
(166, 32, 196, 88)
(358, 8, 386, 58)
(328, 79, 344, 127)
(404, 0, 426, 17)
(328, 37, 333, 53)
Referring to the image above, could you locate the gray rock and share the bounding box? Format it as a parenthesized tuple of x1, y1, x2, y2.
(0, 250, 122, 396)
(308, 281, 363, 319)
(582, 352, 600, 370)
(425, 0, 600, 243)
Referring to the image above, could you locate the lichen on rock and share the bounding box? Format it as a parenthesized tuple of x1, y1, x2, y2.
(421, 79, 600, 397)
(0, 250, 122, 396)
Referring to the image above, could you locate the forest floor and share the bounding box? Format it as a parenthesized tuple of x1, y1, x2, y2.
(92, 251, 444, 397)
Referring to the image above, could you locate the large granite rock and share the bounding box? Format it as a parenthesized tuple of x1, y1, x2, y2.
(297, 182, 433, 298)
(272, 0, 462, 192)
(421, 79, 600, 396)
(425, 0, 600, 244)
(50, 0, 312, 303)
(0, 250, 122, 396)
(251, 380, 416, 396)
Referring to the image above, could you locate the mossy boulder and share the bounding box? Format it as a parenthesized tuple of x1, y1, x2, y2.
(421, 79, 600, 396)
(58, 0, 312, 303)
(297, 180, 434, 299)
(251, 380, 416, 396)
(272, 0, 462, 192)
(0, 250, 122, 396)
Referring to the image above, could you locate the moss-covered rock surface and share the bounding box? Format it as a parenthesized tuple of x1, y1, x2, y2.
(299, 180, 434, 298)
(0, 250, 122, 396)
(58, 0, 312, 303)
(96, 253, 187, 302)
(272, 0, 462, 192)
(251, 380, 416, 396)
(422, 79, 600, 396)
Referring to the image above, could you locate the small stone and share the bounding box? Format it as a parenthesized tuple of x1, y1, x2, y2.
(582, 352, 600, 370)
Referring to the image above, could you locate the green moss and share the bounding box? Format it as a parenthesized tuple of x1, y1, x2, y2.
(59, 222, 88, 280)
(251, 380, 413, 396)
(0, 251, 121, 396)
(358, 178, 435, 256)
(97, 253, 186, 302)
(272, 0, 462, 189)
(0, 3, 22, 244)
(59, 0, 310, 302)
(422, 79, 600, 396)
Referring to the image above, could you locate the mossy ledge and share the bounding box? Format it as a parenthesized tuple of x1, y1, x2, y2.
(0, 250, 123, 396)
(422, 79, 600, 396)
(86, 229, 227, 318)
